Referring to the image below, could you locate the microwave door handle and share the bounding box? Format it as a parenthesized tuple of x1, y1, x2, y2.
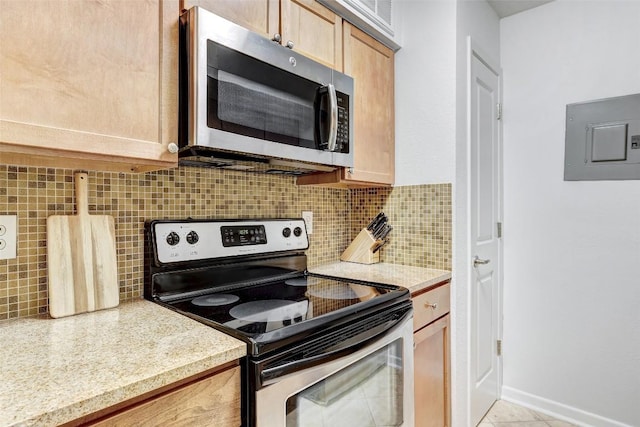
(327, 83, 338, 151)
(314, 84, 338, 151)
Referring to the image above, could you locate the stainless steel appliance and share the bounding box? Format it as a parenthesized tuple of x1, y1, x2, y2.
(179, 7, 354, 170)
(144, 219, 414, 427)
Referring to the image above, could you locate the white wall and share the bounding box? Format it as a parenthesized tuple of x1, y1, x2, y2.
(453, 1, 500, 426)
(501, 2, 640, 426)
(395, 3, 501, 422)
(394, 0, 456, 186)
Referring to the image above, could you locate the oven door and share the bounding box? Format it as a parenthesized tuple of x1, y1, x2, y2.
(254, 312, 414, 427)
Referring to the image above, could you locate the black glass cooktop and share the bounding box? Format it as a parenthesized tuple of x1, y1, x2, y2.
(160, 273, 408, 355)
(167, 275, 393, 333)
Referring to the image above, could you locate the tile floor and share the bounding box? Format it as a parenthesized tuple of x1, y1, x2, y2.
(479, 400, 578, 427)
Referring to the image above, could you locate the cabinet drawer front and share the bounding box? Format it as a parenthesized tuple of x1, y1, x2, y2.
(90, 366, 241, 427)
(413, 283, 450, 331)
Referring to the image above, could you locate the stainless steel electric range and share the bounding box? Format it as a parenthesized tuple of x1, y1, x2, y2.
(144, 219, 414, 427)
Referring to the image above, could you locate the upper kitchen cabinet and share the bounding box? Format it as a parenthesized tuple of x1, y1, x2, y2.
(181, 0, 343, 70)
(317, 0, 402, 51)
(298, 22, 395, 187)
(0, 0, 179, 173)
(281, 0, 343, 69)
(180, 0, 279, 40)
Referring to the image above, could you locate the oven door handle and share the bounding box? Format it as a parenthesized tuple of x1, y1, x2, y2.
(260, 308, 412, 385)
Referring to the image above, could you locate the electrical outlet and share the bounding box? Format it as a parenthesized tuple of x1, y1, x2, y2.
(0, 215, 17, 260)
(302, 211, 313, 235)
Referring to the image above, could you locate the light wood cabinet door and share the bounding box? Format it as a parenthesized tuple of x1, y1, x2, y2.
(181, 0, 279, 40)
(414, 314, 450, 427)
(281, 0, 343, 70)
(297, 22, 394, 188)
(0, 0, 178, 173)
(89, 366, 241, 427)
(342, 22, 394, 185)
(182, 0, 342, 70)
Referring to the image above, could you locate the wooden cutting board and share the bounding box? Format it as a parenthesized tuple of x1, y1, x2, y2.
(47, 172, 119, 318)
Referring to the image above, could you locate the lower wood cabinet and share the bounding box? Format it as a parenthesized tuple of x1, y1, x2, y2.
(66, 364, 241, 427)
(413, 281, 451, 427)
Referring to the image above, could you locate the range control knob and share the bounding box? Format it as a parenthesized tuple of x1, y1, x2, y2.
(282, 227, 291, 238)
(166, 232, 180, 246)
(186, 231, 199, 244)
(293, 226, 303, 237)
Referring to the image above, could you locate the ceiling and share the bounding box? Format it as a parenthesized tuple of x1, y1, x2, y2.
(486, 0, 554, 18)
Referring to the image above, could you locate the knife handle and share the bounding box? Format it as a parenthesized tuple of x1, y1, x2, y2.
(367, 212, 385, 231)
(372, 239, 387, 253)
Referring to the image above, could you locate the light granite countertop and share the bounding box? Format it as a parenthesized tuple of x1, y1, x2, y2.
(0, 299, 246, 427)
(309, 261, 451, 294)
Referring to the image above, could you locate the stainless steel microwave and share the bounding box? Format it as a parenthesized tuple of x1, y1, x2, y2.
(179, 7, 354, 169)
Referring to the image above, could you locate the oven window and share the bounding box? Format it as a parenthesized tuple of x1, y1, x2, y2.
(285, 339, 404, 427)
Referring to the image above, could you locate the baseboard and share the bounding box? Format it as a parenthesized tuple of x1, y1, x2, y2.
(501, 386, 633, 427)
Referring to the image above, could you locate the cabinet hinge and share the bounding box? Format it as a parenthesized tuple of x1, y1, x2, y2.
(497, 340, 502, 356)
(497, 222, 502, 238)
(496, 103, 502, 121)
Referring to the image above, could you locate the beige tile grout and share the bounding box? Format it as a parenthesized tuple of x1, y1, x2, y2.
(0, 164, 453, 320)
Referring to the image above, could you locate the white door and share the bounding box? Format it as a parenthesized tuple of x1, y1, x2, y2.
(469, 49, 502, 426)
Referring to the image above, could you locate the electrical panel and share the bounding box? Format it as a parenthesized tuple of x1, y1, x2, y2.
(564, 93, 640, 180)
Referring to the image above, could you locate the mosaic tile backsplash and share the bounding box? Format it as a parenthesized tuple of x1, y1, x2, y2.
(0, 164, 451, 320)
(350, 185, 452, 270)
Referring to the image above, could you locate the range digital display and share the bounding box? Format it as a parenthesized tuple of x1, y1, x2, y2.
(221, 225, 267, 247)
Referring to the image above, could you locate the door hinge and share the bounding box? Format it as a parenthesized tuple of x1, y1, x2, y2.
(497, 340, 502, 356)
(497, 222, 502, 238)
(496, 103, 502, 120)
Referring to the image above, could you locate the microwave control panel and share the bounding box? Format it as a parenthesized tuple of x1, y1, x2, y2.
(336, 92, 350, 152)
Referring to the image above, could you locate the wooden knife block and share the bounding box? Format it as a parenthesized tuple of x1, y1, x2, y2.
(340, 228, 380, 265)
